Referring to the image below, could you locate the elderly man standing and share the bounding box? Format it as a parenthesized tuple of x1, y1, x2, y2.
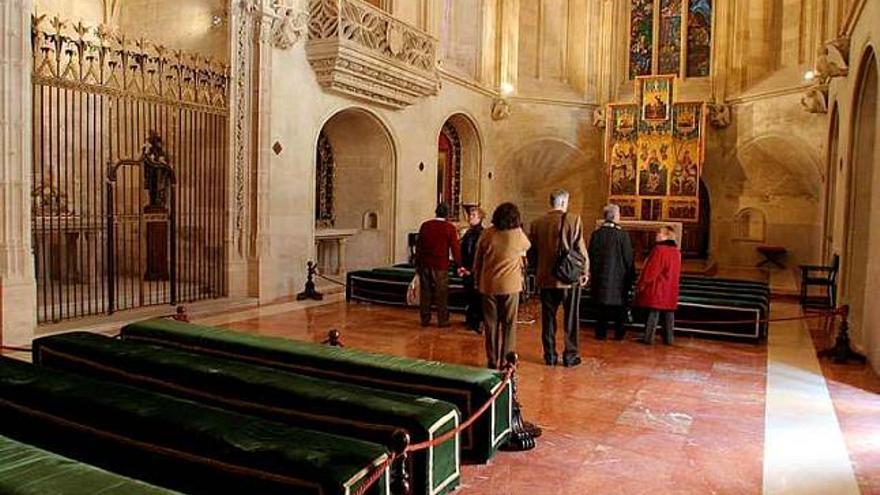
(416, 203, 462, 328)
(530, 189, 589, 367)
(588, 204, 635, 340)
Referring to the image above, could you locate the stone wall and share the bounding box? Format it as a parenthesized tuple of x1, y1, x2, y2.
(824, 0, 880, 370)
(704, 92, 826, 268)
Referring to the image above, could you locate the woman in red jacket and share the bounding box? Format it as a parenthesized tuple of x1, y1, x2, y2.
(634, 226, 682, 345)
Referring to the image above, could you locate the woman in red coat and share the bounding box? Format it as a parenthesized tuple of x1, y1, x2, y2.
(634, 226, 682, 345)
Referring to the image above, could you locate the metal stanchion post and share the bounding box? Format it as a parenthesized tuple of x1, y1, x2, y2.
(499, 352, 538, 451)
(818, 305, 866, 364)
(297, 261, 324, 301)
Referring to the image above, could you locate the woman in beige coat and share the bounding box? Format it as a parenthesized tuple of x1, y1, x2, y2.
(473, 202, 531, 369)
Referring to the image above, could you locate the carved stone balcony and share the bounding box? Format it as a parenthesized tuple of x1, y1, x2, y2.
(306, 0, 440, 109)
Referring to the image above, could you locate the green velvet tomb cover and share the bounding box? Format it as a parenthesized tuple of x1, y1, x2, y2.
(33, 331, 460, 495)
(0, 433, 177, 495)
(0, 357, 389, 495)
(121, 319, 512, 463)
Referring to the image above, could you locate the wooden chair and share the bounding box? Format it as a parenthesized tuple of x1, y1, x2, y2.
(800, 254, 839, 310)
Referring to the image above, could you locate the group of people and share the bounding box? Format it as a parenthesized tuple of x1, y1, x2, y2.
(415, 190, 682, 370)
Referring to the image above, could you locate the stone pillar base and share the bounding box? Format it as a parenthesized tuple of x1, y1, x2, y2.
(1, 277, 37, 346)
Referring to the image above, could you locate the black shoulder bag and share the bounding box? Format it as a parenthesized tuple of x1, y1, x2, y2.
(552, 213, 586, 284)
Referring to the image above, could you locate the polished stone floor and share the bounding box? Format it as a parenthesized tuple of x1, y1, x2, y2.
(808, 318, 880, 495)
(4, 293, 878, 494)
(209, 298, 771, 494)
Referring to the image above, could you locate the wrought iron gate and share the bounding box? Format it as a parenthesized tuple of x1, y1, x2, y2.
(31, 16, 229, 323)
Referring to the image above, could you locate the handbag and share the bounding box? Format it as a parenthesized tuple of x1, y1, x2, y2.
(552, 213, 587, 285)
(406, 274, 420, 306)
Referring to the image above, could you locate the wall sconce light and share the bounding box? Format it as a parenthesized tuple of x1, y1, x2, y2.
(803, 70, 816, 82)
(500, 82, 515, 97)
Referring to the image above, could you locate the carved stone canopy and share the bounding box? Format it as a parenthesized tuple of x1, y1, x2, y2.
(305, 0, 440, 109)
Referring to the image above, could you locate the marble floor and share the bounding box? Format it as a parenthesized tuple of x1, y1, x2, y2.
(4, 295, 876, 494)
(197, 296, 878, 495)
(222, 303, 766, 493)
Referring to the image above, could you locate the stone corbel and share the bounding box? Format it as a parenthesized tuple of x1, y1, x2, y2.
(826, 36, 850, 70)
(707, 103, 732, 129)
(245, 0, 308, 50)
(801, 84, 829, 114)
(817, 46, 848, 83)
(592, 107, 606, 129)
(491, 97, 511, 121)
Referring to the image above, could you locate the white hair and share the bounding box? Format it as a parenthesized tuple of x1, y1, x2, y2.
(603, 204, 620, 222)
(550, 189, 570, 208)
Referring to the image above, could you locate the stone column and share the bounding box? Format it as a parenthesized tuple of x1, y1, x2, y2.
(227, 0, 256, 298)
(0, 0, 37, 345)
(498, 0, 519, 92)
(227, 0, 308, 301)
(336, 238, 346, 275)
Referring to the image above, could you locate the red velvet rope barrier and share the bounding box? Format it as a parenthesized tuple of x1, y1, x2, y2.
(352, 455, 395, 495)
(353, 366, 515, 495)
(406, 366, 515, 453)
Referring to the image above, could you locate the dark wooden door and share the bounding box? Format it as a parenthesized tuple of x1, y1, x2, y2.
(680, 180, 711, 259)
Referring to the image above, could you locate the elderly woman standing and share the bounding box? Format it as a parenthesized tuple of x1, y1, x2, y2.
(473, 202, 531, 369)
(634, 226, 681, 345)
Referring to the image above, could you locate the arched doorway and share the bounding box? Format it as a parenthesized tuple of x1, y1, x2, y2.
(843, 48, 878, 351)
(315, 108, 396, 272)
(437, 114, 481, 220)
(823, 106, 840, 262)
(679, 180, 711, 259)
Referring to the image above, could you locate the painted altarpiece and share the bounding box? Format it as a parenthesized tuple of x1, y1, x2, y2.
(605, 76, 706, 224)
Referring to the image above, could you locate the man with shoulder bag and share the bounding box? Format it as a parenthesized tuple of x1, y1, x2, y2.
(529, 189, 589, 367)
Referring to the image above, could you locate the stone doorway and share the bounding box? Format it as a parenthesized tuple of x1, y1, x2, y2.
(315, 108, 396, 273)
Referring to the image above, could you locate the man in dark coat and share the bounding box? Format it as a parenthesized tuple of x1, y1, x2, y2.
(588, 204, 635, 340)
(460, 206, 485, 333)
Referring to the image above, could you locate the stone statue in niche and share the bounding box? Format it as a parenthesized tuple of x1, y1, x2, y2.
(592, 107, 606, 129)
(707, 103, 731, 129)
(801, 85, 828, 114)
(491, 97, 511, 121)
(142, 131, 174, 209)
(270, 0, 309, 50)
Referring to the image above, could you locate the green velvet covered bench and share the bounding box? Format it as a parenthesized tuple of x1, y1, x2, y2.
(120, 319, 512, 464)
(0, 357, 390, 495)
(33, 332, 460, 495)
(347, 267, 468, 312)
(0, 433, 177, 494)
(580, 276, 771, 341)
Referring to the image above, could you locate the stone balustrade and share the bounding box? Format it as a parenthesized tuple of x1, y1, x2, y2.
(306, 0, 440, 109)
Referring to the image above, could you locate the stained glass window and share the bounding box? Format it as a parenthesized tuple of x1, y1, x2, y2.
(658, 0, 682, 74)
(629, 0, 712, 79)
(629, 0, 654, 79)
(686, 0, 712, 77)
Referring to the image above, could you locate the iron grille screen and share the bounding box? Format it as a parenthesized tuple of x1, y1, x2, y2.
(31, 16, 229, 323)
